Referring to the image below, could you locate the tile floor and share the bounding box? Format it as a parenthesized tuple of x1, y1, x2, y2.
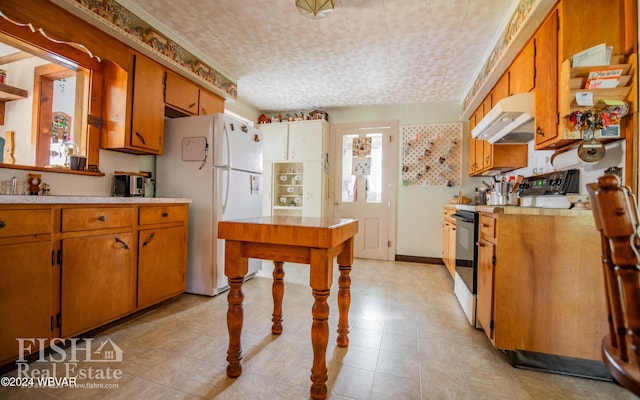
(1, 259, 638, 399)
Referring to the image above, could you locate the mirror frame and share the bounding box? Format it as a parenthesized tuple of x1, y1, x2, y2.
(0, 14, 104, 176)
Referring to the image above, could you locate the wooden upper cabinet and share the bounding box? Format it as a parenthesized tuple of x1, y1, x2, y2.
(509, 40, 535, 95)
(468, 107, 483, 175)
(558, 0, 625, 62)
(477, 95, 491, 169)
(533, 8, 559, 149)
(165, 70, 199, 115)
(199, 89, 224, 115)
(130, 54, 165, 153)
(467, 113, 476, 175)
(493, 72, 509, 104)
(164, 69, 224, 116)
(102, 52, 165, 155)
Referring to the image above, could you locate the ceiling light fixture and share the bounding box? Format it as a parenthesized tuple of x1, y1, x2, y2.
(295, 0, 335, 19)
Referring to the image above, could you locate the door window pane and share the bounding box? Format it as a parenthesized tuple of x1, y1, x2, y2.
(341, 134, 358, 202)
(365, 133, 382, 203)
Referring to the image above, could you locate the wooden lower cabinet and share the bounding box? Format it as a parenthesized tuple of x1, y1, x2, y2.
(138, 226, 186, 308)
(0, 202, 188, 365)
(442, 207, 456, 279)
(476, 212, 497, 341)
(0, 241, 54, 364)
(477, 209, 608, 361)
(61, 232, 136, 338)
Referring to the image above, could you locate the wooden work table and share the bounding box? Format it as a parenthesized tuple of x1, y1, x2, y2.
(217, 216, 358, 400)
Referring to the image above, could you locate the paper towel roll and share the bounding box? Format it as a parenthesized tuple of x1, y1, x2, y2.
(551, 141, 622, 171)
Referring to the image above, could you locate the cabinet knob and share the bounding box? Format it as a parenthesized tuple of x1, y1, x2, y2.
(162, 212, 169, 218)
(0, 220, 5, 228)
(536, 127, 545, 136)
(98, 215, 106, 221)
(189, 102, 197, 109)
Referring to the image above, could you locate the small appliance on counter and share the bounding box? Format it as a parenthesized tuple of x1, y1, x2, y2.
(112, 171, 147, 197)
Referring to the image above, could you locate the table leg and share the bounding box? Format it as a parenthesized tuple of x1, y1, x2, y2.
(272, 261, 285, 335)
(337, 264, 351, 347)
(310, 288, 330, 400)
(226, 276, 244, 378)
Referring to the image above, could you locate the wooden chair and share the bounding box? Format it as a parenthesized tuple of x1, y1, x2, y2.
(587, 174, 640, 396)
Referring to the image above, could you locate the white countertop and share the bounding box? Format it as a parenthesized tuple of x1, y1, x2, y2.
(0, 195, 192, 204)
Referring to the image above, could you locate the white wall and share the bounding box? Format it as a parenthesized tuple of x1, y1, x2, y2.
(0, 150, 152, 196)
(326, 102, 485, 258)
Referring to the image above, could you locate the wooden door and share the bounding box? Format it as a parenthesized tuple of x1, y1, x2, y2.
(476, 238, 496, 341)
(534, 8, 559, 148)
(0, 241, 53, 364)
(481, 95, 492, 170)
(509, 40, 535, 95)
(165, 70, 199, 115)
(138, 226, 186, 308)
(199, 89, 224, 115)
(333, 122, 398, 260)
(130, 54, 165, 154)
(61, 233, 135, 337)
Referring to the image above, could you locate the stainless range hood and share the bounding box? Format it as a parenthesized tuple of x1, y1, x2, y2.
(471, 92, 535, 144)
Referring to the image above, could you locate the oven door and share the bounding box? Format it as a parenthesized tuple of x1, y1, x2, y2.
(451, 211, 479, 327)
(451, 212, 477, 293)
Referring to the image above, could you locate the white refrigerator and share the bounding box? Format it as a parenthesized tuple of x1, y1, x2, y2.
(156, 113, 263, 296)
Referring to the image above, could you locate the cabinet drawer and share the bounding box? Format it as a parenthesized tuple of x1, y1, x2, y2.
(61, 207, 133, 232)
(0, 209, 52, 238)
(479, 213, 497, 242)
(139, 205, 187, 225)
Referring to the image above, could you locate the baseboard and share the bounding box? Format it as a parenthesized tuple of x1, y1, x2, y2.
(395, 255, 444, 265)
(503, 349, 611, 381)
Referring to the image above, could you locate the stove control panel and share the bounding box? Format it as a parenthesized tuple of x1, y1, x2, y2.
(517, 169, 579, 197)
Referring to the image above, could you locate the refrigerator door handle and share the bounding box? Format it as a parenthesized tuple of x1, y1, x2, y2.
(221, 166, 231, 215)
(224, 122, 232, 169)
(221, 122, 232, 215)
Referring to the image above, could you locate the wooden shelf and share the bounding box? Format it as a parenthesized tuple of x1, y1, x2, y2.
(559, 58, 633, 117)
(0, 83, 28, 101)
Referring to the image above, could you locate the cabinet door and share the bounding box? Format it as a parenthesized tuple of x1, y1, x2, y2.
(0, 241, 52, 364)
(493, 72, 509, 104)
(138, 226, 186, 308)
(442, 221, 450, 270)
(130, 54, 165, 154)
(288, 121, 324, 161)
(165, 70, 199, 115)
(448, 223, 457, 278)
(61, 233, 135, 337)
(533, 9, 559, 148)
(302, 160, 323, 217)
(262, 123, 289, 161)
(477, 238, 496, 341)
(199, 89, 224, 115)
(509, 40, 535, 95)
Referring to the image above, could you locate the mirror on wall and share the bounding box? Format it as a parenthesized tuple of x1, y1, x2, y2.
(0, 33, 96, 173)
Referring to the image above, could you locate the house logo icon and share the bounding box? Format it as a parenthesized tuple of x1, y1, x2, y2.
(92, 338, 123, 363)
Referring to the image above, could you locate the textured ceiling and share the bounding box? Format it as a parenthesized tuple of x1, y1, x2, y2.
(118, 0, 516, 112)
